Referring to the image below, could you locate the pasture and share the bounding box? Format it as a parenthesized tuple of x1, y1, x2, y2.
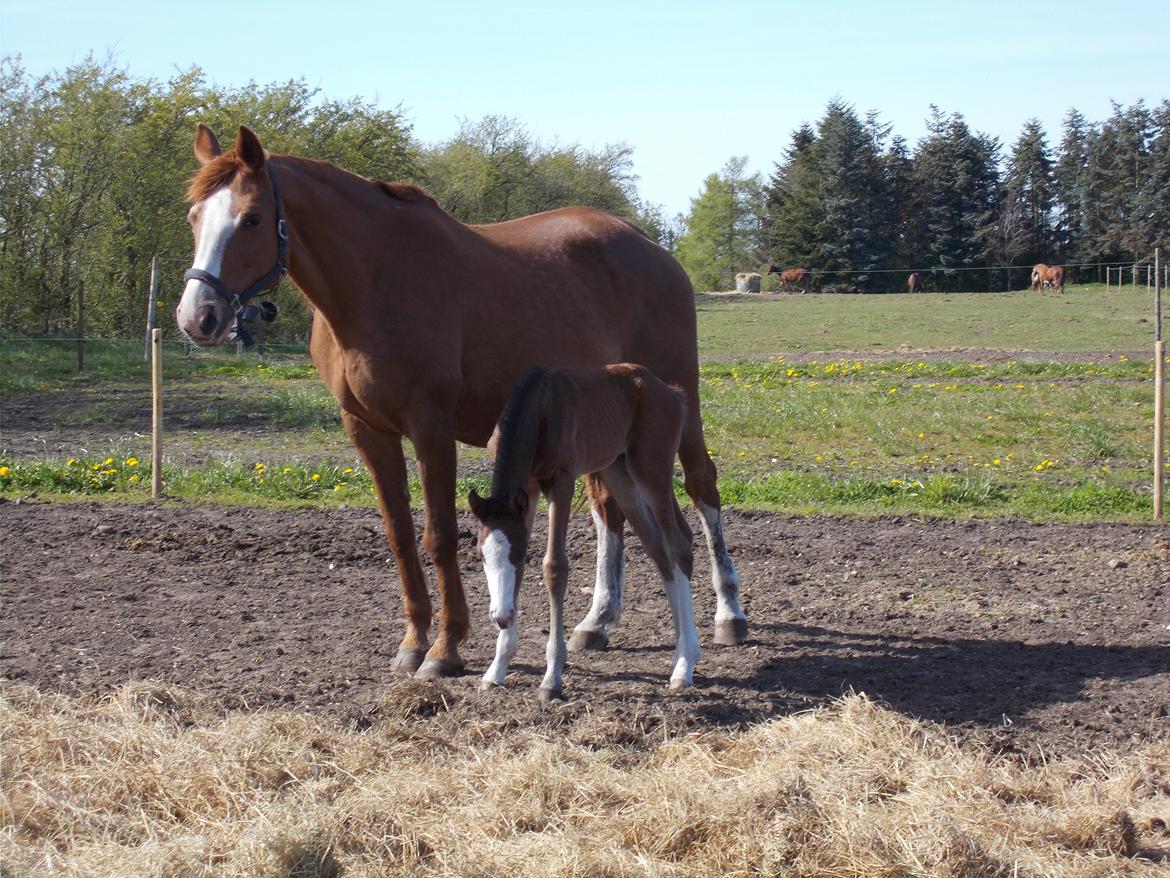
(2, 282, 1168, 875)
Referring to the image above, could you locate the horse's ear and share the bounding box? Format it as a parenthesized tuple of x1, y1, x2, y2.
(468, 489, 485, 520)
(234, 126, 266, 173)
(194, 124, 222, 165)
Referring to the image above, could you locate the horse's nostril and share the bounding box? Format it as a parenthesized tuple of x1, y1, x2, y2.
(198, 306, 218, 336)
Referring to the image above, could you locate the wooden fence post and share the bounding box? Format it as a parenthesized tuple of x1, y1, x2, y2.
(144, 255, 159, 362)
(1155, 248, 1164, 521)
(152, 328, 163, 500)
(76, 277, 85, 374)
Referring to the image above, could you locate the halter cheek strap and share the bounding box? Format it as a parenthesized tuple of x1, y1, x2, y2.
(183, 163, 288, 345)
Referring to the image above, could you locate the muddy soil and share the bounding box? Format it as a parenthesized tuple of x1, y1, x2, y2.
(2, 499, 1166, 758)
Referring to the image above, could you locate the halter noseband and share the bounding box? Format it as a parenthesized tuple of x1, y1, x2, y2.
(183, 163, 288, 346)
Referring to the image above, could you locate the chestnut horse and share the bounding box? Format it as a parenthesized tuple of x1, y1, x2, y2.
(176, 126, 748, 681)
(468, 364, 700, 700)
(907, 272, 924, 294)
(1031, 263, 1064, 293)
(766, 265, 811, 293)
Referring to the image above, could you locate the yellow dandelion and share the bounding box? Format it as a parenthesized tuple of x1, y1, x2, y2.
(66, 458, 77, 466)
(993, 458, 1001, 466)
(917, 432, 925, 439)
(125, 458, 138, 467)
(103, 457, 114, 466)
(343, 467, 354, 474)
(311, 473, 321, 481)
(128, 475, 140, 483)
(815, 455, 823, 463)
(0, 466, 10, 478)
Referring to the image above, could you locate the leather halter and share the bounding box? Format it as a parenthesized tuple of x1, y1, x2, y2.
(183, 163, 288, 345)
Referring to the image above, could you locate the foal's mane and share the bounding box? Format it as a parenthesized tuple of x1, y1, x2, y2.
(489, 366, 557, 503)
(186, 150, 436, 207)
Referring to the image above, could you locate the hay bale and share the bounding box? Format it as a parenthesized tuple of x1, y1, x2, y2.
(735, 272, 761, 293)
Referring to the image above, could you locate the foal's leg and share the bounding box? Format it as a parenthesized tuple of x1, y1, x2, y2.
(600, 461, 701, 689)
(677, 412, 749, 646)
(342, 412, 432, 672)
(539, 474, 575, 702)
(408, 416, 469, 679)
(569, 474, 625, 652)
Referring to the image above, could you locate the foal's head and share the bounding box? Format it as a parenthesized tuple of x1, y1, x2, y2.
(468, 489, 531, 630)
(177, 124, 281, 346)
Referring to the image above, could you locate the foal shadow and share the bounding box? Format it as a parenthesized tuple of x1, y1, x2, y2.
(713, 621, 1170, 732)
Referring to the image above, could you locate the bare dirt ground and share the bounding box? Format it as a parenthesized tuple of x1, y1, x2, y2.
(3, 498, 1167, 760)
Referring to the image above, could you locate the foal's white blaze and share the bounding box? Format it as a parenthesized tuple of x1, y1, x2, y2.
(177, 187, 237, 331)
(697, 501, 747, 624)
(482, 529, 517, 629)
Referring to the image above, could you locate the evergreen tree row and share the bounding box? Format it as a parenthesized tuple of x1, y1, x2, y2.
(676, 99, 1169, 292)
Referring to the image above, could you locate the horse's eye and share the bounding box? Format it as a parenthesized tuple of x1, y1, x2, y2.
(241, 213, 261, 229)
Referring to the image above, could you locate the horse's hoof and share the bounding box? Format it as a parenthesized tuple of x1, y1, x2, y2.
(479, 678, 504, 692)
(568, 628, 608, 652)
(538, 685, 564, 704)
(414, 657, 465, 680)
(391, 646, 428, 674)
(668, 677, 692, 693)
(713, 617, 749, 647)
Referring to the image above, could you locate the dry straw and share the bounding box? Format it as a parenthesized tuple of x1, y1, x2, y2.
(2, 680, 1167, 877)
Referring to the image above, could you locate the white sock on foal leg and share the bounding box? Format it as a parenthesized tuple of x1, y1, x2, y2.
(570, 508, 624, 649)
(481, 621, 518, 689)
(664, 566, 702, 689)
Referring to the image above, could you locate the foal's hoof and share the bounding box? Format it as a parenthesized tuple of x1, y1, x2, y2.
(568, 628, 608, 652)
(668, 677, 693, 693)
(414, 657, 465, 680)
(391, 646, 428, 674)
(479, 678, 504, 692)
(538, 685, 564, 704)
(713, 617, 749, 647)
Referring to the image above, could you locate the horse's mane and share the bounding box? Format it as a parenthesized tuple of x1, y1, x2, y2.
(186, 150, 437, 208)
(186, 154, 242, 203)
(489, 366, 554, 504)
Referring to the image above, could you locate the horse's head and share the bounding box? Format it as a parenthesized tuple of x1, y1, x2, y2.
(467, 488, 530, 630)
(177, 124, 286, 346)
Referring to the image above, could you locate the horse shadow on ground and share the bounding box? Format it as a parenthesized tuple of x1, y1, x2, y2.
(694, 621, 1170, 735)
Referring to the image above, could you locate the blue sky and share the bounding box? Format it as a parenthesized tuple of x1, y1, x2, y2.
(3, 0, 1167, 219)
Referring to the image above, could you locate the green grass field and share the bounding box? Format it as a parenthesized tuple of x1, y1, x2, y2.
(2, 284, 1165, 520)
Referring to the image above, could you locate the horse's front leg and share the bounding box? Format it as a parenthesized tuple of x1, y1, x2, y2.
(342, 412, 432, 672)
(569, 474, 625, 652)
(540, 475, 574, 702)
(409, 416, 469, 679)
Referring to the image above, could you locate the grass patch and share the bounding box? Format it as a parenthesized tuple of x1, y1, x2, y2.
(696, 283, 1158, 357)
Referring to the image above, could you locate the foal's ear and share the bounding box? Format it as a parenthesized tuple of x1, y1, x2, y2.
(468, 489, 486, 520)
(194, 124, 222, 165)
(512, 489, 529, 518)
(234, 126, 267, 173)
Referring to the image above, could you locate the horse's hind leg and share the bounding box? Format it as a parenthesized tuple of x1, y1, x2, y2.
(342, 412, 432, 672)
(601, 461, 701, 689)
(677, 413, 749, 646)
(569, 474, 625, 652)
(540, 474, 575, 701)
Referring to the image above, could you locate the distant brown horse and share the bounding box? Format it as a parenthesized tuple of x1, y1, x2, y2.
(468, 364, 700, 700)
(907, 272, 924, 294)
(175, 125, 748, 681)
(1031, 263, 1065, 293)
(766, 265, 812, 293)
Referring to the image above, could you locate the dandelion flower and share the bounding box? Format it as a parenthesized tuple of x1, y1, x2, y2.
(311, 473, 321, 481)
(125, 458, 138, 467)
(0, 466, 9, 478)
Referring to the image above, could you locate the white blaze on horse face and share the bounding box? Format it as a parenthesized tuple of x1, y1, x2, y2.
(482, 529, 517, 629)
(177, 187, 237, 335)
